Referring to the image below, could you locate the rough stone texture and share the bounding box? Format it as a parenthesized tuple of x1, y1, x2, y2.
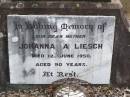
(0, 15, 9, 84)
(0, 0, 11, 3)
(0, 84, 129, 97)
(0, 1, 130, 85)
(1, 0, 111, 2)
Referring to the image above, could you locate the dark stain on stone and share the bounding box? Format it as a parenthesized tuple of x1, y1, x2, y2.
(22, 68, 36, 78)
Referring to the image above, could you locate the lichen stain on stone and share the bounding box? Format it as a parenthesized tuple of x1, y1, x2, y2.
(0, 32, 4, 38)
(22, 68, 36, 78)
(16, 2, 24, 8)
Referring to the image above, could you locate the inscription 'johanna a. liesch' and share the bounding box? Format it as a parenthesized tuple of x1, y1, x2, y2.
(7, 15, 115, 84)
(19, 43, 103, 49)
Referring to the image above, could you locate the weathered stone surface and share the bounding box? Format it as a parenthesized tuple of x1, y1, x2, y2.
(0, 1, 130, 85)
(7, 15, 115, 84)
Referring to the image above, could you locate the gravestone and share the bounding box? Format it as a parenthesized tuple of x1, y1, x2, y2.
(0, 0, 130, 85)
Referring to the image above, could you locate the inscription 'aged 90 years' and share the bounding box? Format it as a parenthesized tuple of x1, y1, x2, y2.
(7, 15, 115, 84)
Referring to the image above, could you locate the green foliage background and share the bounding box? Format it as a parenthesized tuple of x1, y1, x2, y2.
(121, 0, 130, 18)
